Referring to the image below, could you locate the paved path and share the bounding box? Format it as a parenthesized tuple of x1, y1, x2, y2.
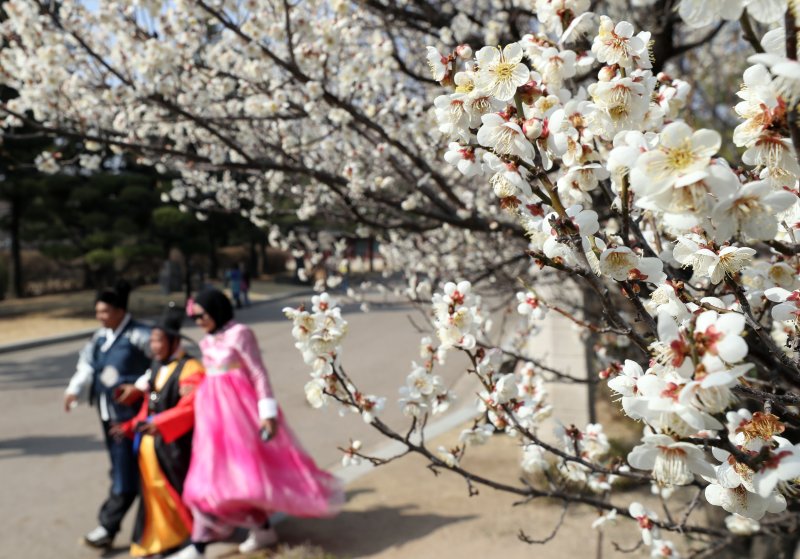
(0, 291, 593, 559)
(0, 294, 472, 558)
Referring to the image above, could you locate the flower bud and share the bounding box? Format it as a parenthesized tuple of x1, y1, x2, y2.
(455, 44, 473, 59)
(522, 118, 542, 140)
(598, 65, 616, 81)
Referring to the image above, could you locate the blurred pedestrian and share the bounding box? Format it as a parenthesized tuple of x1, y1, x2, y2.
(224, 266, 242, 308)
(109, 303, 205, 557)
(169, 288, 343, 558)
(240, 264, 251, 307)
(63, 280, 151, 549)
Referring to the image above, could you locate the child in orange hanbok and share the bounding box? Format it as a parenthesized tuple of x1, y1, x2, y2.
(111, 304, 205, 558)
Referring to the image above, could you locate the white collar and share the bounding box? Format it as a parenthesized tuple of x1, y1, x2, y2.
(100, 313, 132, 352)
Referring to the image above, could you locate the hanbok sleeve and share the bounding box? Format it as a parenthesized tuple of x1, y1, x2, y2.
(152, 361, 205, 443)
(65, 332, 101, 402)
(118, 397, 149, 439)
(134, 370, 151, 392)
(233, 326, 278, 419)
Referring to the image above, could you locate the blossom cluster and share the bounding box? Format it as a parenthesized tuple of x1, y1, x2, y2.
(423, 0, 800, 548)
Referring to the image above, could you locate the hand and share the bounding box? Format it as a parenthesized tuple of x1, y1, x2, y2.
(114, 384, 143, 406)
(63, 393, 78, 413)
(260, 418, 278, 441)
(135, 421, 159, 436)
(108, 423, 126, 442)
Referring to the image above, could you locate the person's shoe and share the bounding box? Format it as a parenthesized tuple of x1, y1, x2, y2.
(165, 545, 204, 559)
(83, 525, 113, 548)
(238, 527, 278, 553)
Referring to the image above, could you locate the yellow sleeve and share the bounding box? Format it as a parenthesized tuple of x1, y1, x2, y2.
(179, 358, 206, 381)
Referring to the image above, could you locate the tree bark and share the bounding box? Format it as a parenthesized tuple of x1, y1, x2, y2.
(184, 255, 192, 302)
(10, 192, 24, 298)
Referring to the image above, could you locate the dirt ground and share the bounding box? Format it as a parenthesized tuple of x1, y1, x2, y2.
(0, 279, 301, 346)
(266, 426, 687, 559)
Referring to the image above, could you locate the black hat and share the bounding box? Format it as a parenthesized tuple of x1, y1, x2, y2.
(193, 288, 234, 333)
(96, 280, 132, 311)
(154, 303, 185, 338)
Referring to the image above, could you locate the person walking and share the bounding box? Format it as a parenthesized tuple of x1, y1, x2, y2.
(224, 266, 242, 308)
(109, 304, 205, 558)
(63, 280, 152, 549)
(240, 264, 251, 307)
(169, 288, 343, 558)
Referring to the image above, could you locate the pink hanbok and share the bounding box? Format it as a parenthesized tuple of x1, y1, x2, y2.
(182, 321, 343, 542)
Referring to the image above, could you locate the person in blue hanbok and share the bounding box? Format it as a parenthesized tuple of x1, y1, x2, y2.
(63, 280, 152, 549)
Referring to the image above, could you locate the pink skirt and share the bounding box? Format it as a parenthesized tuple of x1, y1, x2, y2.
(183, 369, 343, 541)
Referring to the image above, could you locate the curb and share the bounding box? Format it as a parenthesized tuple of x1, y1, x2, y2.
(0, 288, 315, 355)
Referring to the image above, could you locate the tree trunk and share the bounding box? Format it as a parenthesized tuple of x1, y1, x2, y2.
(10, 193, 24, 298)
(184, 255, 192, 302)
(367, 235, 375, 273)
(249, 235, 258, 277)
(259, 236, 268, 275)
(208, 233, 219, 279)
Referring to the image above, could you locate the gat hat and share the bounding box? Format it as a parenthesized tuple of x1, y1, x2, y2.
(154, 302, 185, 338)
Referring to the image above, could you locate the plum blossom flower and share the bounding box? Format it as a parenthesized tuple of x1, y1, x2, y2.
(34, 151, 59, 174)
(459, 424, 494, 446)
(705, 479, 787, 519)
(402, 363, 441, 400)
(521, 444, 549, 473)
(434, 95, 472, 141)
(535, 0, 591, 35)
(607, 359, 645, 417)
(627, 433, 715, 485)
(477, 113, 534, 160)
(677, 0, 745, 28)
(764, 287, 800, 322)
(432, 281, 483, 350)
(437, 446, 460, 467)
(630, 121, 721, 196)
(745, 136, 800, 181)
(591, 509, 618, 530)
(693, 310, 748, 369)
(474, 43, 530, 101)
(629, 502, 660, 545)
(711, 181, 797, 241)
(707, 247, 757, 284)
(444, 143, 483, 176)
(341, 440, 363, 467)
(591, 17, 650, 70)
(304, 378, 328, 409)
(588, 76, 649, 136)
(725, 514, 760, 535)
(752, 438, 800, 498)
(599, 246, 666, 284)
(651, 540, 680, 559)
(425, 46, 449, 82)
(734, 64, 781, 148)
(532, 47, 576, 89)
(516, 291, 547, 321)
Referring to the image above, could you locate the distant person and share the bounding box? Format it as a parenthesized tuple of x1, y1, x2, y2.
(63, 280, 151, 549)
(224, 266, 242, 308)
(169, 288, 343, 558)
(241, 264, 251, 307)
(109, 303, 205, 558)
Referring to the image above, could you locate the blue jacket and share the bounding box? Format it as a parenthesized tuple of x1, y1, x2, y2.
(67, 316, 151, 423)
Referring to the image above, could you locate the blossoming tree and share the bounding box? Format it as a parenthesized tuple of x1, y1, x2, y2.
(3, 0, 800, 556)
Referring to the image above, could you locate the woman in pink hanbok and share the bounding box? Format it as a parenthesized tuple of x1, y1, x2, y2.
(170, 288, 343, 559)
